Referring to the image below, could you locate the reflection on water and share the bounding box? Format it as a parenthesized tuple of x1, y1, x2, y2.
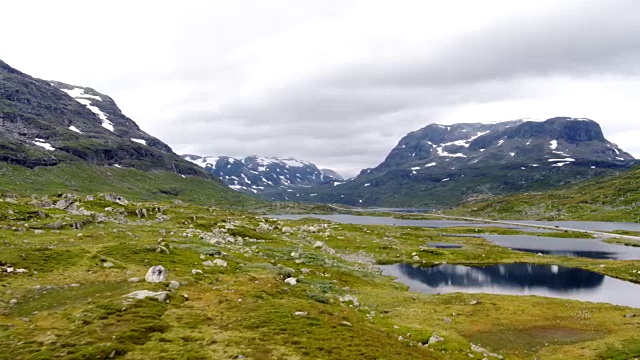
(380, 263, 640, 308)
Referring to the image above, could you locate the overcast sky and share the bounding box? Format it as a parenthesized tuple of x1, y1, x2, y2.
(3, 0, 640, 177)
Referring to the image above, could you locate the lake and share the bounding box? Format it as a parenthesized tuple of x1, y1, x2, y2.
(271, 214, 552, 232)
(475, 234, 640, 260)
(380, 263, 640, 308)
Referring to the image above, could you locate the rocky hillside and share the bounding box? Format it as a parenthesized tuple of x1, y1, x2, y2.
(0, 59, 205, 175)
(0, 59, 256, 206)
(292, 117, 636, 207)
(184, 155, 342, 199)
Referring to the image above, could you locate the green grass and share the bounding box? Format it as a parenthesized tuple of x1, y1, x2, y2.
(1, 196, 639, 359)
(0, 162, 259, 208)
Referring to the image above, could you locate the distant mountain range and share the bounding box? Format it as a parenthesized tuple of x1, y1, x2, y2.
(183, 155, 342, 200)
(274, 117, 636, 207)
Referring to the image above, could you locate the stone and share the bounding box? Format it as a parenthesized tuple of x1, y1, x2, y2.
(9, 299, 18, 306)
(123, 290, 168, 302)
(443, 317, 452, 324)
(33, 229, 45, 235)
(169, 281, 180, 289)
(85, 195, 95, 201)
(293, 311, 308, 316)
(55, 199, 70, 210)
(469, 299, 480, 305)
(103, 193, 129, 205)
(412, 255, 421, 261)
(340, 321, 352, 327)
(338, 294, 359, 307)
(103, 262, 114, 268)
(212, 259, 228, 267)
(128, 277, 141, 283)
(301, 268, 310, 274)
(428, 334, 444, 345)
(624, 313, 636, 318)
(145, 265, 168, 283)
(284, 277, 297, 286)
(398, 336, 405, 341)
(313, 241, 325, 248)
(202, 260, 215, 267)
(191, 269, 203, 274)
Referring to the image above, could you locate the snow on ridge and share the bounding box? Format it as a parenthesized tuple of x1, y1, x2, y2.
(33, 139, 55, 151)
(549, 140, 558, 150)
(548, 158, 575, 162)
(131, 138, 147, 145)
(425, 162, 437, 167)
(60, 88, 102, 101)
(68, 126, 82, 134)
(71, 98, 114, 132)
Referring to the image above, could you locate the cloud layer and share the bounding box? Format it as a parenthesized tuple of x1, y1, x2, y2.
(3, 0, 640, 177)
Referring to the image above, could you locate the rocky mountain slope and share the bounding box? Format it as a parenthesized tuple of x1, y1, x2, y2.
(0, 59, 254, 205)
(291, 117, 636, 207)
(184, 155, 342, 199)
(0, 59, 204, 175)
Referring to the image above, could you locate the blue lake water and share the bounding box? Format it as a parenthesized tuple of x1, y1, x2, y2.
(380, 263, 640, 308)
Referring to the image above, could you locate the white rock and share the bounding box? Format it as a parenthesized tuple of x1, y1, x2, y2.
(123, 290, 168, 302)
(103, 262, 114, 268)
(169, 281, 180, 289)
(412, 255, 421, 261)
(284, 277, 297, 286)
(428, 334, 444, 344)
(128, 277, 141, 283)
(212, 259, 228, 267)
(145, 265, 168, 282)
(191, 269, 203, 274)
(313, 241, 325, 248)
(202, 260, 215, 267)
(293, 311, 308, 316)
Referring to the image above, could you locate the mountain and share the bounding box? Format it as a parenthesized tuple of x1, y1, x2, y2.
(291, 117, 636, 207)
(183, 154, 342, 199)
(0, 59, 255, 206)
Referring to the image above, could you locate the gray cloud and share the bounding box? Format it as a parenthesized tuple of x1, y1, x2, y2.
(3, 0, 640, 178)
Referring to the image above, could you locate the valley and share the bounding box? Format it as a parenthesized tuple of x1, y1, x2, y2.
(1, 58, 639, 359)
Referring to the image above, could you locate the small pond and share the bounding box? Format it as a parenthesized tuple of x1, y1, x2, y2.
(380, 263, 640, 308)
(476, 234, 640, 260)
(507, 220, 640, 233)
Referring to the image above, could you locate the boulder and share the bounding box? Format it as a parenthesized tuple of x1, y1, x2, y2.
(284, 277, 297, 286)
(123, 290, 168, 302)
(145, 265, 167, 283)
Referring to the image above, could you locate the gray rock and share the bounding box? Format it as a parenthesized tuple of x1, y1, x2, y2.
(9, 299, 18, 306)
(103, 193, 129, 205)
(624, 313, 636, 318)
(212, 259, 228, 267)
(293, 311, 308, 316)
(33, 229, 45, 235)
(145, 265, 168, 283)
(123, 290, 168, 302)
(428, 334, 444, 345)
(443, 317, 452, 324)
(169, 281, 180, 289)
(128, 277, 141, 283)
(103, 262, 114, 268)
(202, 260, 215, 267)
(284, 277, 297, 286)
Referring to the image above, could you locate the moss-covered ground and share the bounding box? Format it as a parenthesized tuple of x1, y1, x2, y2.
(1, 195, 639, 359)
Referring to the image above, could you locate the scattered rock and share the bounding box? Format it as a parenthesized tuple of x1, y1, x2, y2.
(128, 277, 141, 283)
(9, 299, 18, 306)
(123, 290, 168, 302)
(412, 255, 421, 261)
(293, 311, 308, 316)
(301, 268, 310, 274)
(145, 265, 168, 283)
(469, 299, 480, 305)
(103, 193, 129, 205)
(103, 262, 114, 268)
(202, 260, 215, 267)
(313, 241, 325, 248)
(284, 277, 297, 286)
(443, 317, 452, 324)
(338, 294, 359, 307)
(85, 195, 95, 201)
(398, 336, 405, 341)
(340, 321, 352, 327)
(191, 269, 203, 274)
(33, 229, 45, 235)
(47, 220, 63, 229)
(212, 259, 228, 267)
(428, 334, 444, 345)
(470, 343, 503, 359)
(169, 281, 180, 289)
